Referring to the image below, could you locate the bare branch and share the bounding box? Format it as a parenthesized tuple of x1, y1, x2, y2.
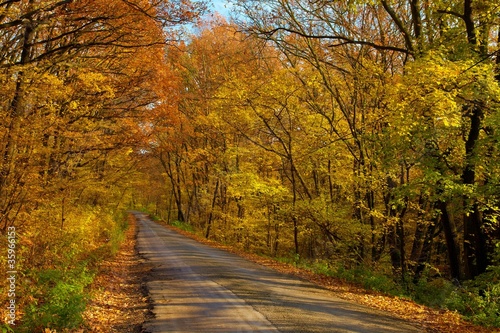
(257, 26, 411, 55)
(380, 0, 414, 54)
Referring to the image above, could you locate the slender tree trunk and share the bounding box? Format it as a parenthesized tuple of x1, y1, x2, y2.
(328, 160, 334, 203)
(205, 179, 219, 239)
(291, 165, 299, 255)
(397, 217, 406, 283)
(367, 190, 377, 261)
(274, 222, 280, 257)
(159, 153, 184, 222)
(291, 216, 298, 255)
(174, 156, 185, 222)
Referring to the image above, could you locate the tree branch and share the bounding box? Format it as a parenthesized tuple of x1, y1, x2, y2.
(380, 0, 414, 54)
(257, 26, 411, 55)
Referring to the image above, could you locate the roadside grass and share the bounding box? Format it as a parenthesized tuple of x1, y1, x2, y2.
(278, 256, 500, 329)
(274, 256, 405, 296)
(142, 211, 195, 233)
(170, 220, 195, 233)
(22, 264, 94, 331)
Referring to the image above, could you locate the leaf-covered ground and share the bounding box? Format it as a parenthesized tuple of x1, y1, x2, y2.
(80, 215, 498, 333)
(77, 215, 152, 333)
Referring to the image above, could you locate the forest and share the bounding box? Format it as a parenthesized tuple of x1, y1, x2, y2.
(1, 0, 500, 331)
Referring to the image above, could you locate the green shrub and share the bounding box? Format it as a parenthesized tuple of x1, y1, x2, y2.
(413, 277, 456, 308)
(407, 261, 500, 328)
(171, 220, 195, 232)
(332, 264, 403, 296)
(311, 260, 334, 276)
(108, 213, 129, 254)
(443, 269, 500, 327)
(21, 266, 94, 332)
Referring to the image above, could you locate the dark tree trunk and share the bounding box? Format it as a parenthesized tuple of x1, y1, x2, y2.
(462, 104, 488, 279)
(459, 0, 490, 281)
(412, 220, 437, 283)
(438, 201, 461, 280)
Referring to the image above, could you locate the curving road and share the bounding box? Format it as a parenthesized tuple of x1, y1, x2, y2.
(134, 212, 423, 333)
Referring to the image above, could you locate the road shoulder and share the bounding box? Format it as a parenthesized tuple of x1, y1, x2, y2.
(79, 214, 152, 333)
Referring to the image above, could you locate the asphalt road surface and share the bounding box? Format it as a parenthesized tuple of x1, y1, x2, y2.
(134, 212, 423, 333)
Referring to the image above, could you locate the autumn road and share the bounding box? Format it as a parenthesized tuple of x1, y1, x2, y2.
(135, 212, 423, 333)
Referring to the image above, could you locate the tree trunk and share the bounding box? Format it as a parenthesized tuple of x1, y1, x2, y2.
(459, 0, 490, 281)
(159, 153, 184, 222)
(438, 201, 461, 280)
(205, 179, 219, 239)
(411, 220, 437, 283)
(461, 104, 488, 279)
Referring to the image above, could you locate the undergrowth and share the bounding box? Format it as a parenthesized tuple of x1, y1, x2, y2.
(1, 209, 130, 333)
(293, 258, 500, 328)
(170, 220, 195, 232)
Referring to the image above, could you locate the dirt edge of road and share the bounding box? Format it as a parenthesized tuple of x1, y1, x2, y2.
(82, 213, 496, 333)
(80, 213, 153, 333)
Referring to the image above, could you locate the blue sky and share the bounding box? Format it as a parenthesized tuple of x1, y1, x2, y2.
(209, 0, 233, 18)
